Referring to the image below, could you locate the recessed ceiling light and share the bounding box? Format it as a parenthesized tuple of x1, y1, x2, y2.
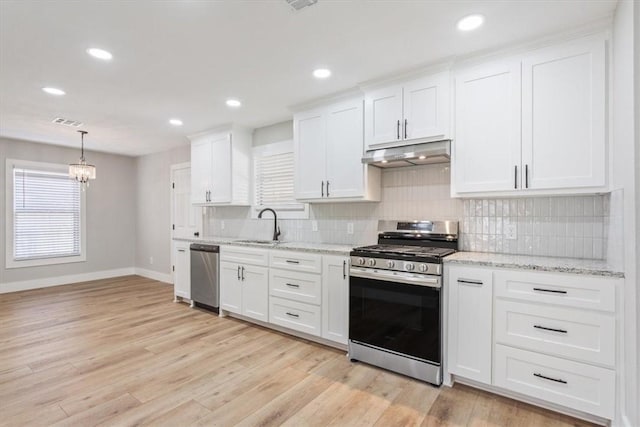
(313, 68, 331, 79)
(226, 99, 242, 108)
(169, 118, 183, 126)
(418, 155, 427, 160)
(381, 160, 388, 164)
(457, 14, 485, 32)
(42, 87, 65, 96)
(87, 48, 113, 61)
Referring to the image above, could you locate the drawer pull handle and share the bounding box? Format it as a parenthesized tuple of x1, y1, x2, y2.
(533, 372, 567, 384)
(285, 312, 299, 318)
(534, 325, 568, 334)
(285, 283, 300, 288)
(285, 260, 300, 264)
(533, 287, 567, 294)
(457, 278, 483, 286)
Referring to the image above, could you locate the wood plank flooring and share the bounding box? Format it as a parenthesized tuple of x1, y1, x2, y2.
(0, 275, 596, 427)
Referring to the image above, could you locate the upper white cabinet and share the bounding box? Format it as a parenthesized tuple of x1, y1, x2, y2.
(521, 36, 606, 190)
(364, 71, 450, 151)
(453, 34, 607, 196)
(294, 96, 380, 202)
(454, 60, 522, 193)
(189, 126, 252, 206)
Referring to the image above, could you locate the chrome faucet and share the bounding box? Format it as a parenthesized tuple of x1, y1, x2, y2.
(258, 208, 281, 241)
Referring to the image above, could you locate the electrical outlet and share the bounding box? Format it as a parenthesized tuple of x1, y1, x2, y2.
(312, 220, 318, 232)
(505, 224, 517, 240)
(149, 256, 154, 265)
(221, 220, 225, 230)
(347, 223, 354, 234)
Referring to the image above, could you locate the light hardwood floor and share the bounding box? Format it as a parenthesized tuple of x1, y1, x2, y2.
(0, 275, 595, 427)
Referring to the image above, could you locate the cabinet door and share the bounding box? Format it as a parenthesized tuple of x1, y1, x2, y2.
(403, 72, 450, 141)
(294, 108, 326, 200)
(447, 266, 493, 384)
(454, 60, 522, 193)
(522, 36, 606, 190)
(325, 98, 365, 199)
(209, 133, 232, 203)
(322, 256, 349, 344)
(364, 84, 403, 149)
(173, 242, 191, 299)
(242, 265, 269, 322)
(190, 137, 212, 204)
(220, 261, 241, 314)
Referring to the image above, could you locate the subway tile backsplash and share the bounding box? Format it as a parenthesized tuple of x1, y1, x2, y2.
(205, 163, 610, 260)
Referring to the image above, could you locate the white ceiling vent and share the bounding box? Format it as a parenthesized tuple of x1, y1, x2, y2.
(52, 117, 83, 127)
(285, 0, 318, 12)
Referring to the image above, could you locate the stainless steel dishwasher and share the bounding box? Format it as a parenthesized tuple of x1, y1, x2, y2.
(190, 243, 220, 312)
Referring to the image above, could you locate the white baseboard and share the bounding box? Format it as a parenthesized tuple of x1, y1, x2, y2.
(0, 267, 136, 294)
(134, 268, 173, 284)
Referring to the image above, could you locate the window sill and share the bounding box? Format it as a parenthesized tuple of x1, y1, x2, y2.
(6, 254, 86, 269)
(251, 204, 309, 220)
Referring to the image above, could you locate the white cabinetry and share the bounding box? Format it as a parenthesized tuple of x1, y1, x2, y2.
(453, 34, 607, 196)
(294, 96, 380, 202)
(321, 256, 349, 345)
(268, 251, 323, 337)
(172, 240, 191, 301)
(220, 246, 269, 322)
(446, 263, 620, 420)
(364, 71, 450, 150)
(447, 266, 493, 384)
(189, 126, 252, 206)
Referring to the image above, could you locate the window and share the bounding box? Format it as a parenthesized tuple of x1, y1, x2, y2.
(6, 159, 86, 268)
(253, 140, 308, 219)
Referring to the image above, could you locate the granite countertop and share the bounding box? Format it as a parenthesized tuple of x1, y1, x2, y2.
(173, 237, 353, 256)
(444, 251, 624, 278)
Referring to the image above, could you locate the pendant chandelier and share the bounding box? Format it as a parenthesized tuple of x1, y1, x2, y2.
(69, 130, 96, 187)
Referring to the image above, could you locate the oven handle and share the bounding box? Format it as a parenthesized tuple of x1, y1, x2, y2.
(349, 267, 441, 288)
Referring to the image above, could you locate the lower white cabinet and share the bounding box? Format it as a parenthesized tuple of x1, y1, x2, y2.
(494, 345, 615, 419)
(321, 256, 349, 345)
(269, 297, 321, 336)
(447, 266, 493, 384)
(172, 241, 191, 301)
(220, 247, 269, 322)
(446, 263, 621, 421)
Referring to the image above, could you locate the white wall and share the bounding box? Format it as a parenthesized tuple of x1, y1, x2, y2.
(135, 145, 190, 278)
(611, 1, 638, 425)
(252, 120, 292, 147)
(0, 137, 136, 290)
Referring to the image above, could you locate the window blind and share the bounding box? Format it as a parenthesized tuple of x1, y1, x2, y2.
(13, 167, 82, 261)
(254, 151, 299, 207)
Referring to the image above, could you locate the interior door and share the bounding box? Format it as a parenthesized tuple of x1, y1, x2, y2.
(454, 59, 522, 193)
(171, 163, 200, 239)
(325, 97, 364, 199)
(521, 36, 606, 190)
(294, 108, 326, 200)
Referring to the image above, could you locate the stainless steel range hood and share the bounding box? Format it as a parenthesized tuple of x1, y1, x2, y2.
(362, 140, 451, 168)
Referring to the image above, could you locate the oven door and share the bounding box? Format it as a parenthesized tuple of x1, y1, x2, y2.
(349, 268, 441, 365)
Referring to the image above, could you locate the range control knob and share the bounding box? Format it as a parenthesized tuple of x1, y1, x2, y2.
(387, 260, 395, 268)
(419, 264, 429, 273)
(368, 259, 376, 267)
(405, 263, 415, 271)
(357, 257, 365, 266)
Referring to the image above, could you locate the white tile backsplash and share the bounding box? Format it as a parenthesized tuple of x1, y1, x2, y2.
(204, 163, 610, 260)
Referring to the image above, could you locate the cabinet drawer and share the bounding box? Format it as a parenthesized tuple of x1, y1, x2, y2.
(270, 269, 321, 305)
(494, 270, 616, 312)
(270, 251, 322, 274)
(494, 345, 615, 419)
(269, 297, 321, 337)
(220, 246, 269, 267)
(495, 299, 615, 367)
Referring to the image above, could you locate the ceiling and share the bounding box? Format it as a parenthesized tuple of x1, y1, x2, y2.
(0, 0, 617, 157)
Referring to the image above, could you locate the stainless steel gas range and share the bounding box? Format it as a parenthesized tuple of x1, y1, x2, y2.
(348, 220, 458, 386)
